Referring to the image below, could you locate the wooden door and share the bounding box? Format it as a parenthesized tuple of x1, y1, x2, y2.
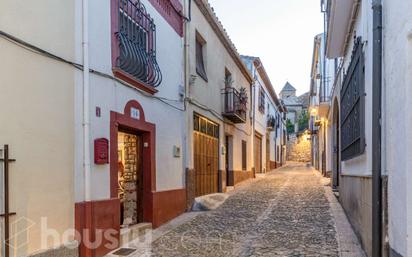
(193, 115, 219, 197)
(225, 136, 230, 186)
(255, 134, 262, 173)
(266, 134, 270, 172)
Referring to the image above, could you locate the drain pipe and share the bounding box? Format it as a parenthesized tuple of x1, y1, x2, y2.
(372, 0, 383, 256)
(83, 0, 91, 202)
(251, 65, 258, 176)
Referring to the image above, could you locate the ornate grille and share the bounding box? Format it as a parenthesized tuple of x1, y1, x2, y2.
(340, 37, 365, 161)
(115, 0, 162, 87)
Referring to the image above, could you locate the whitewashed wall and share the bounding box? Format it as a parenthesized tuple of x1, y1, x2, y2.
(185, 3, 253, 173)
(74, 0, 185, 202)
(383, 0, 412, 256)
(0, 0, 76, 255)
(253, 68, 282, 169)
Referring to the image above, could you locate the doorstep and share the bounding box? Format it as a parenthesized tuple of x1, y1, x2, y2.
(255, 173, 266, 179)
(226, 186, 235, 192)
(120, 223, 152, 246)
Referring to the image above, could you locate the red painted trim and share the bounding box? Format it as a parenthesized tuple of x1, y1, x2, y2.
(110, 100, 156, 224)
(123, 99, 146, 121)
(152, 188, 186, 228)
(75, 199, 120, 257)
(148, 0, 184, 37)
(110, 1, 160, 95)
(112, 69, 159, 95)
(270, 161, 277, 170)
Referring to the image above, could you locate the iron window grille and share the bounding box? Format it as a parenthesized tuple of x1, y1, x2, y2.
(114, 0, 162, 87)
(340, 37, 366, 161)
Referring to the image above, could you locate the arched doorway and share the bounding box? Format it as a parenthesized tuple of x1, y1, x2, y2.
(332, 98, 340, 190)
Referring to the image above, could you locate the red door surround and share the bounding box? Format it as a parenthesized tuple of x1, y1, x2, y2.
(110, 100, 156, 222)
(75, 100, 186, 257)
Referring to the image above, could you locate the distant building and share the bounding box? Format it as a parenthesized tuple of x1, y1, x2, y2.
(280, 82, 309, 133)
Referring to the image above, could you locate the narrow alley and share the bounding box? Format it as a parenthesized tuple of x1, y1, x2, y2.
(4, 0, 410, 256)
(109, 163, 364, 257)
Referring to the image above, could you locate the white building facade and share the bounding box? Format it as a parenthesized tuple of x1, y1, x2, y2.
(0, 0, 187, 256)
(309, 33, 336, 177)
(74, 1, 188, 256)
(184, 0, 254, 205)
(322, 0, 412, 256)
(242, 56, 287, 171)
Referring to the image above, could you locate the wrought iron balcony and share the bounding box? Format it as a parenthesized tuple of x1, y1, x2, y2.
(267, 115, 276, 131)
(222, 87, 247, 124)
(115, 0, 162, 87)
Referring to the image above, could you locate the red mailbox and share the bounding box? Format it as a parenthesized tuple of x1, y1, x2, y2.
(94, 138, 109, 164)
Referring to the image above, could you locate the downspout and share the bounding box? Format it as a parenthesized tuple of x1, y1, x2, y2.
(183, 0, 191, 195)
(323, 121, 326, 176)
(251, 65, 257, 177)
(372, 1, 383, 256)
(83, 0, 91, 202)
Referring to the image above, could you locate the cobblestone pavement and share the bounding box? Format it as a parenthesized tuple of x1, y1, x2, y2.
(121, 163, 343, 257)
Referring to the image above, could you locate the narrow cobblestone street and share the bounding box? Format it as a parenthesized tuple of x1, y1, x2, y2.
(113, 163, 364, 257)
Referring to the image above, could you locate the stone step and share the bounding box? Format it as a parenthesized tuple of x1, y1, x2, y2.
(120, 222, 152, 245)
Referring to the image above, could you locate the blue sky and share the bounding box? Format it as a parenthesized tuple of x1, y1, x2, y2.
(208, 0, 324, 95)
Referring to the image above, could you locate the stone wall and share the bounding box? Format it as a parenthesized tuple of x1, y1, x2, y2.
(123, 134, 139, 225)
(287, 133, 311, 162)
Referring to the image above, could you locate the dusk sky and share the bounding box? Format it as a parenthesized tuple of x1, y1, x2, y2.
(208, 0, 324, 96)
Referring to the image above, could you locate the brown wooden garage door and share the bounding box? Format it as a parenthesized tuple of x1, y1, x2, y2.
(255, 134, 262, 173)
(193, 114, 219, 197)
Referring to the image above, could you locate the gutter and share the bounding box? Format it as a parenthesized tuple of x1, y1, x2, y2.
(251, 67, 257, 176)
(83, 0, 91, 202)
(183, 0, 192, 195)
(372, 1, 382, 256)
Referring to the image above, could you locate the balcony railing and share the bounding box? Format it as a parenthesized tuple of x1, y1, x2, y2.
(267, 115, 276, 131)
(222, 87, 247, 124)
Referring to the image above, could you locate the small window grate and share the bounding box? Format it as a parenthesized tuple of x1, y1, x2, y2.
(112, 248, 137, 256)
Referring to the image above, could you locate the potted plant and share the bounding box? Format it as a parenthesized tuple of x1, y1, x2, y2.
(224, 75, 234, 89)
(239, 87, 248, 107)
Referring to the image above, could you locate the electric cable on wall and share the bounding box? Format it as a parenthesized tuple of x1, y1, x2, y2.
(0, 30, 185, 112)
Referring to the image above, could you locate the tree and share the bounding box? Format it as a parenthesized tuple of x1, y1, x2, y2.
(286, 119, 294, 134)
(298, 110, 309, 132)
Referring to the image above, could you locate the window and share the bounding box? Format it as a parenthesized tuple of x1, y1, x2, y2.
(258, 88, 265, 113)
(194, 113, 219, 138)
(340, 37, 365, 161)
(112, 0, 162, 92)
(242, 140, 247, 170)
(196, 33, 207, 81)
(224, 68, 233, 88)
